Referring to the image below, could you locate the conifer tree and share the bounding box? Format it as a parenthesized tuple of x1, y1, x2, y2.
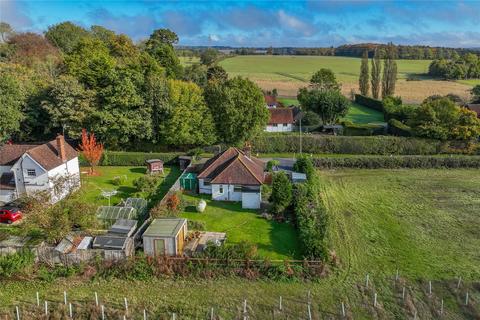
(359, 50, 370, 96)
(382, 43, 398, 98)
(371, 49, 381, 99)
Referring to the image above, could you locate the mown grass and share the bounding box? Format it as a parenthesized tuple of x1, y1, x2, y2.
(80, 166, 181, 206)
(342, 102, 385, 124)
(180, 193, 301, 260)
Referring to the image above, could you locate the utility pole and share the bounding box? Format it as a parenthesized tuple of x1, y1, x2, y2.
(299, 117, 303, 155)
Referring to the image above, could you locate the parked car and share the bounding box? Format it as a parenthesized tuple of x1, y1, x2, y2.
(0, 207, 23, 224)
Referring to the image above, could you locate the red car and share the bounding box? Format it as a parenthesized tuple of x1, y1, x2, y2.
(0, 207, 22, 224)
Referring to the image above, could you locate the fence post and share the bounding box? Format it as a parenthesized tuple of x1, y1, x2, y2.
(465, 292, 469, 306)
(69, 303, 73, 318)
(124, 297, 129, 313)
(144, 309, 147, 320)
(243, 299, 248, 320)
(64, 291, 67, 305)
(279, 296, 282, 311)
(366, 274, 369, 288)
(341, 302, 346, 317)
(395, 269, 399, 281)
(374, 293, 377, 307)
(101, 305, 105, 320)
(440, 299, 444, 315)
(36, 292, 40, 307)
(307, 304, 312, 320)
(210, 307, 214, 320)
(15, 306, 20, 320)
(44, 301, 48, 316)
(429, 281, 432, 295)
(95, 292, 99, 307)
(457, 277, 462, 289)
(402, 286, 406, 300)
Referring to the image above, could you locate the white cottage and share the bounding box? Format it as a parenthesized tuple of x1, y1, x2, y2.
(197, 147, 264, 209)
(0, 136, 80, 204)
(265, 107, 296, 132)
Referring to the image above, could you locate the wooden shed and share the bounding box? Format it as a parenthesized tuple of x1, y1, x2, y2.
(142, 218, 187, 256)
(146, 159, 164, 175)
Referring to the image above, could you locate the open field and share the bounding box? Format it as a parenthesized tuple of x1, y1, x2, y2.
(181, 193, 301, 260)
(81, 166, 181, 206)
(2, 169, 479, 318)
(220, 55, 474, 104)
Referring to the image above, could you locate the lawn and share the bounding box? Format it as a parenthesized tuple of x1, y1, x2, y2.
(342, 102, 385, 124)
(220, 55, 473, 103)
(180, 193, 301, 260)
(81, 166, 181, 206)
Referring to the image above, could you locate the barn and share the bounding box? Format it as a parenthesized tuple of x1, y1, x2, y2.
(142, 218, 187, 256)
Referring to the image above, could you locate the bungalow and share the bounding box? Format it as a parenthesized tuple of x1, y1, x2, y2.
(0, 135, 80, 204)
(266, 107, 295, 132)
(197, 147, 264, 209)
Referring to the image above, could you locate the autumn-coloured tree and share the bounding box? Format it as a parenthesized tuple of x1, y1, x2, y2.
(79, 128, 103, 174)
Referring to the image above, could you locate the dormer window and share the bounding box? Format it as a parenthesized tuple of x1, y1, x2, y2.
(27, 169, 36, 177)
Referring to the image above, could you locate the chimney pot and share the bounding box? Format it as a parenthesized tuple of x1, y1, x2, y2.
(56, 135, 67, 162)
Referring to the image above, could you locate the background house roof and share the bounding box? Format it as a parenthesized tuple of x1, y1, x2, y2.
(268, 108, 294, 125)
(26, 138, 78, 170)
(198, 147, 264, 185)
(264, 95, 278, 106)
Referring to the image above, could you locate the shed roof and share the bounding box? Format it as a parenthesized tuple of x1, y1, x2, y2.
(146, 159, 163, 164)
(143, 218, 186, 238)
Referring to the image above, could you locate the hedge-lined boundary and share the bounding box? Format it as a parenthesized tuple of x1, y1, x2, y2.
(354, 94, 383, 112)
(312, 155, 480, 169)
(79, 151, 182, 166)
(252, 134, 448, 155)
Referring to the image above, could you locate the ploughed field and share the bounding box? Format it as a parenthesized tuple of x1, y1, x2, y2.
(219, 55, 474, 104)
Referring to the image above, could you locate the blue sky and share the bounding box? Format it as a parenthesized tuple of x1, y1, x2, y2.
(1, 0, 480, 47)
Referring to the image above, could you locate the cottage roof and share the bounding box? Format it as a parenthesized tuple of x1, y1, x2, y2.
(197, 147, 264, 185)
(467, 104, 480, 118)
(143, 218, 186, 238)
(264, 95, 278, 106)
(0, 137, 77, 170)
(268, 108, 295, 125)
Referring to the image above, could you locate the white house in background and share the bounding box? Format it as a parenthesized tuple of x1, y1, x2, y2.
(197, 147, 265, 209)
(265, 107, 296, 132)
(0, 136, 80, 204)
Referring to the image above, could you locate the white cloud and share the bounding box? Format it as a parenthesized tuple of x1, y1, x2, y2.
(277, 10, 315, 37)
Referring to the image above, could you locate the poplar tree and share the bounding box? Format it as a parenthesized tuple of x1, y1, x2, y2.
(371, 49, 381, 99)
(382, 43, 398, 98)
(359, 50, 369, 96)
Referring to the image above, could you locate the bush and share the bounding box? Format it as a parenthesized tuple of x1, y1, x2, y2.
(80, 151, 181, 166)
(311, 155, 480, 169)
(388, 119, 412, 137)
(252, 133, 446, 155)
(293, 156, 315, 179)
(269, 172, 292, 216)
(133, 175, 159, 193)
(112, 175, 127, 186)
(201, 241, 258, 260)
(354, 94, 383, 111)
(188, 220, 206, 231)
(0, 250, 35, 278)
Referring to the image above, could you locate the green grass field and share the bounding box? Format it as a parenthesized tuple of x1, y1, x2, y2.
(81, 166, 181, 206)
(220, 55, 430, 83)
(180, 194, 300, 260)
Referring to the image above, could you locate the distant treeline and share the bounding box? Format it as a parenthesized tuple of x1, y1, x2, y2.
(178, 44, 480, 60)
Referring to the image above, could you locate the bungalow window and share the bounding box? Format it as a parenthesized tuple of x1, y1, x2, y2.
(283, 123, 288, 127)
(234, 185, 242, 192)
(219, 186, 224, 193)
(203, 181, 210, 186)
(26, 169, 36, 177)
(272, 124, 278, 127)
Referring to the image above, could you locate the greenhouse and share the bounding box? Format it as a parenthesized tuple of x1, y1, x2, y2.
(96, 206, 138, 227)
(180, 172, 197, 191)
(124, 198, 148, 216)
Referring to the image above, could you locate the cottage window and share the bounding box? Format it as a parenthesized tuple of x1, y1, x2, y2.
(26, 169, 36, 177)
(203, 181, 210, 186)
(283, 123, 288, 127)
(273, 124, 278, 127)
(219, 186, 224, 193)
(234, 185, 242, 192)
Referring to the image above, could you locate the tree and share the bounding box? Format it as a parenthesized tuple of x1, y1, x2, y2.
(145, 29, 182, 78)
(297, 88, 349, 125)
(200, 48, 219, 66)
(207, 65, 228, 82)
(471, 85, 480, 103)
(270, 171, 292, 216)
(7, 32, 60, 67)
(310, 68, 340, 91)
(0, 73, 25, 142)
(45, 21, 90, 54)
(371, 49, 381, 99)
(382, 44, 398, 98)
(79, 129, 104, 174)
(359, 50, 369, 96)
(41, 75, 95, 137)
(204, 77, 269, 145)
(158, 79, 216, 146)
(0, 22, 14, 43)
(293, 156, 315, 180)
(182, 63, 208, 87)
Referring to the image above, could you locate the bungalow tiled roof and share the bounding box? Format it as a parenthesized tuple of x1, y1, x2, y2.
(264, 95, 278, 106)
(197, 147, 264, 186)
(0, 144, 37, 166)
(268, 108, 295, 125)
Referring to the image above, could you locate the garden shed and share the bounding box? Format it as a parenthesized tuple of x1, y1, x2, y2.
(180, 172, 197, 191)
(143, 218, 187, 256)
(146, 159, 164, 175)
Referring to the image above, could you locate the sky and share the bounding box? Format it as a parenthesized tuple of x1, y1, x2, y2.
(1, 0, 480, 48)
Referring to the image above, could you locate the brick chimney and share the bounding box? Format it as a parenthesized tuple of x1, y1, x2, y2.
(243, 142, 252, 158)
(56, 135, 67, 162)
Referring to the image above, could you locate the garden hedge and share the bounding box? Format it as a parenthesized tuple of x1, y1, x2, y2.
(252, 134, 446, 155)
(312, 155, 480, 169)
(342, 122, 386, 136)
(354, 94, 384, 112)
(388, 119, 412, 137)
(79, 151, 182, 166)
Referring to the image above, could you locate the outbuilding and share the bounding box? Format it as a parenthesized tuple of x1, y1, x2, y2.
(142, 218, 187, 256)
(145, 159, 164, 175)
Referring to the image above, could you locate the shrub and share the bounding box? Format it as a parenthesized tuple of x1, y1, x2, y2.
(311, 155, 480, 169)
(0, 250, 35, 278)
(201, 241, 258, 260)
(253, 133, 446, 155)
(388, 119, 412, 137)
(266, 160, 280, 172)
(188, 220, 206, 231)
(354, 94, 383, 111)
(269, 172, 292, 216)
(293, 156, 315, 179)
(133, 175, 159, 193)
(112, 175, 127, 186)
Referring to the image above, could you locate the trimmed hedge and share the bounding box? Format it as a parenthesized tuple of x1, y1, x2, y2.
(312, 155, 480, 169)
(354, 94, 384, 112)
(388, 119, 412, 137)
(79, 151, 182, 166)
(252, 134, 445, 155)
(343, 122, 386, 136)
